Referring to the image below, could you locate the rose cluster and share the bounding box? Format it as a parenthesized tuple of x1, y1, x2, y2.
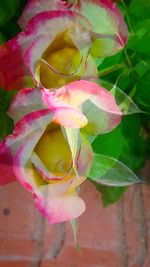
(0, 0, 127, 223)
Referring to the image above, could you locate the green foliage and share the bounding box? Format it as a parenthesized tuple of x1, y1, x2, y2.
(0, 0, 20, 26)
(0, 111, 14, 141)
(128, 19, 150, 56)
(129, 0, 150, 20)
(90, 0, 150, 205)
(92, 115, 147, 171)
(0, 88, 16, 140)
(89, 153, 140, 186)
(0, 1, 27, 139)
(0, 0, 27, 41)
(134, 70, 150, 110)
(0, 32, 6, 44)
(90, 181, 127, 207)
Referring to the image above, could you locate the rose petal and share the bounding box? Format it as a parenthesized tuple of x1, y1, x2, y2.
(53, 107, 87, 128)
(38, 181, 73, 198)
(31, 151, 68, 181)
(46, 80, 122, 134)
(22, 11, 91, 85)
(7, 88, 46, 124)
(0, 10, 90, 89)
(0, 109, 54, 167)
(76, 0, 128, 56)
(18, 0, 63, 29)
(13, 134, 86, 224)
(35, 188, 86, 224)
(13, 132, 45, 192)
(14, 142, 86, 224)
(8, 111, 85, 224)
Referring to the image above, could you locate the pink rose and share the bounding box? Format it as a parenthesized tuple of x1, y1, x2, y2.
(0, 0, 128, 90)
(0, 80, 121, 223)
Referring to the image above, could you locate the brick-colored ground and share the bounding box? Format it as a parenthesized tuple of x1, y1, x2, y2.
(0, 162, 150, 267)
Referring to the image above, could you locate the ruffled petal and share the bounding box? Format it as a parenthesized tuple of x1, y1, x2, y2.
(7, 88, 46, 124)
(76, 0, 128, 57)
(1, 10, 91, 90)
(1, 0, 127, 90)
(13, 134, 85, 224)
(13, 131, 45, 192)
(100, 0, 128, 45)
(35, 187, 86, 224)
(0, 110, 55, 170)
(42, 88, 88, 128)
(53, 106, 87, 128)
(72, 81, 122, 134)
(21, 11, 91, 86)
(43, 80, 122, 135)
(31, 151, 71, 181)
(0, 116, 48, 188)
(18, 0, 64, 29)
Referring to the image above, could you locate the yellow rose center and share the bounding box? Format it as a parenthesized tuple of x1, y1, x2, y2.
(38, 31, 82, 89)
(35, 127, 72, 176)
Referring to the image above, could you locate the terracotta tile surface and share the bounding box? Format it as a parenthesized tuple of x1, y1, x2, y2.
(0, 162, 150, 267)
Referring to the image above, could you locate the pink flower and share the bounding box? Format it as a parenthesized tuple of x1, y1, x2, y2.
(0, 0, 128, 90)
(0, 80, 121, 223)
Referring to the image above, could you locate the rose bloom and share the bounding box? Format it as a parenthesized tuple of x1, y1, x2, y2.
(0, 0, 128, 90)
(0, 81, 121, 223)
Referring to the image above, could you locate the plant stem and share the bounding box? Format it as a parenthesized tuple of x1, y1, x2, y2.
(123, 48, 133, 71)
(99, 64, 125, 77)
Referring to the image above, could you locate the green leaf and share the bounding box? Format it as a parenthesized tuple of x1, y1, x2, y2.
(1, 19, 20, 39)
(0, 0, 20, 26)
(0, 32, 6, 44)
(100, 80, 141, 114)
(0, 0, 27, 40)
(98, 51, 124, 75)
(93, 123, 125, 159)
(128, 19, 150, 56)
(129, 0, 150, 20)
(90, 181, 127, 207)
(0, 89, 16, 141)
(92, 115, 147, 171)
(0, 111, 14, 140)
(134, 60, 150, 78)
(88, 154, 141, 186)
(0, 88, 17, 111)
(134, 70, 150, 111)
